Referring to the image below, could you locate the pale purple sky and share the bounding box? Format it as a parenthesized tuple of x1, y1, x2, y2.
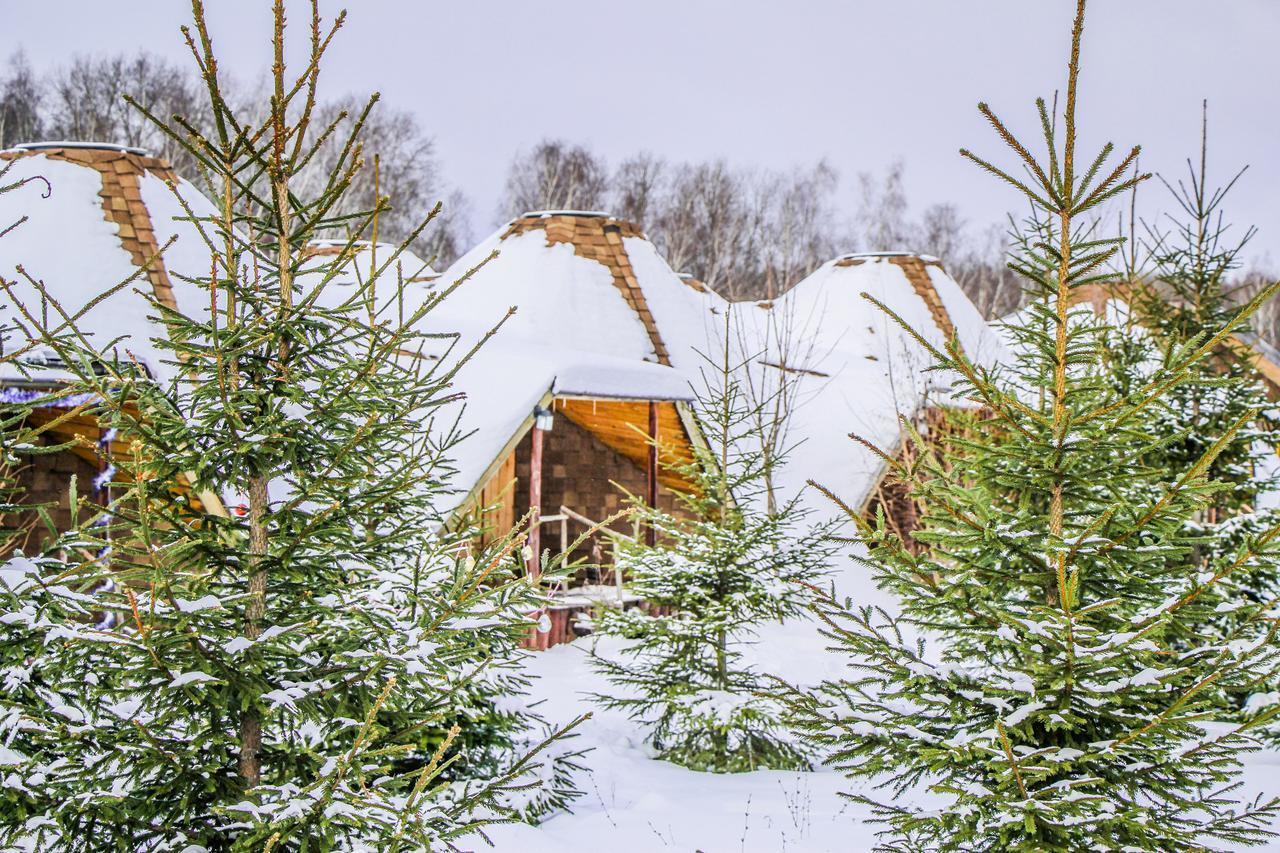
(5, 0, 1278, 264)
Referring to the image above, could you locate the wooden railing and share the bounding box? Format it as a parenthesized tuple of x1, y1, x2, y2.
(537, 505, 634, 603)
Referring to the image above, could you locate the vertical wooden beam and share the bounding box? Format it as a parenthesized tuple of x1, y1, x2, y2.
(528, 421, 545, 579)
(646, 400, 658, 546)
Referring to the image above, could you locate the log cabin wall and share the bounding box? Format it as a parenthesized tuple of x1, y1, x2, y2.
(2, 393, 219, 561)
(863, 471, 925, 555)
(473, 451, 517, 549)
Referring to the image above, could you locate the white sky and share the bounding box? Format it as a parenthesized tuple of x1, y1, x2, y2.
(4, 0, 1278, 266)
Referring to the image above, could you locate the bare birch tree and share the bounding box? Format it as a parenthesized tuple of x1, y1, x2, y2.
(501, 138, 609, 215)
(0, 49, 470, 266)
(44, 53, 207, 173)
(295, 97, 470, 264)
(0, 52, 42, 149)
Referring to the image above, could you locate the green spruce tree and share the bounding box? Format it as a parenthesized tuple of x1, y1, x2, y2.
(590, 310, 835, 772)
(0, 2, 583, 849)
(783, 2, 1280, 849)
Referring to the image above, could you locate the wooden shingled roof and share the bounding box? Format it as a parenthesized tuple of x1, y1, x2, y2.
(503, 212, 672, 365)
(837, 253, 958, 346)
(1, 144, 180, 311)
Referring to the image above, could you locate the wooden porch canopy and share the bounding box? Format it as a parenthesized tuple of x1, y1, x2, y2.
(457, 389, 705, 565)
(552, 397, 699, 493)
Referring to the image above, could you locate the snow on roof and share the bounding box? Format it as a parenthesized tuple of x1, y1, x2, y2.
(8, 141, 150, 155)
(0, 148, 443, 382)
(433, 217, 656, 359)
(306, 239, 437, 279)
(717, 254, 1004, 602)
(519, 209, 612, 218)
(0, 145, 219, 385)
(619, 232, 727, 372)
(427, 212, 720, 516)
(553, 357, 696, 402)
(753, 253, 1005, 518)
(837, 250, 942, 263)
(301, 241, 439, 297)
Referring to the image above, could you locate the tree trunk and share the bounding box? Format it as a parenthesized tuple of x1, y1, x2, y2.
(715, 627, 727, 690)
(239, 473, 270, 788)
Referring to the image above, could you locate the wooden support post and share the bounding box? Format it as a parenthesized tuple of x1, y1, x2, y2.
(527, 416, 549, 651)
(646, 400, 658, 546)
(528, 420, 545, 579)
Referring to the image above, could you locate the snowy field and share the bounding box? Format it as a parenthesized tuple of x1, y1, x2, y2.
(489, 626, 1280, 853)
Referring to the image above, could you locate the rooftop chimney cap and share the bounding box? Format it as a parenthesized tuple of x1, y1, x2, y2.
(518, 209, 611, 219)
(9, 140, 150, 156)
(837, 251, 941, 263)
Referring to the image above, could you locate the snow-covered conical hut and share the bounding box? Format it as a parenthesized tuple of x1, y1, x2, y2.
(428, 211, 722, 643)
(0, 142, 227, 549)
(746, 252, 1006, 571)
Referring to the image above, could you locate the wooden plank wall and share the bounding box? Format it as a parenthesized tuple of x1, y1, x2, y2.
(475, 450, 516, 547)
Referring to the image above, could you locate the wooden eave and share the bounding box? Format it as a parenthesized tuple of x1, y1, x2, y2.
(553, 397, 698, 493)
(20, 397, 227, 517)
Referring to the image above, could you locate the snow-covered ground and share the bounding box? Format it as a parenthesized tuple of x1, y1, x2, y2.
(489, 625, 1280, 853)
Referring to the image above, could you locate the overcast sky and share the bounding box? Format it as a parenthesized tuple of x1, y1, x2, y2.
(4, 0, 1277, 265)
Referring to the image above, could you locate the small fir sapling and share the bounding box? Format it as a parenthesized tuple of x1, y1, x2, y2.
(590, 309, 835, 773)
(0, 2, 585, 849)
(782, 1, 1280, 850)
(1124, 113, 1280, 715)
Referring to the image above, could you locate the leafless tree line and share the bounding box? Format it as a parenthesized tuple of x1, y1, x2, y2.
(501, 141, 1028, 309)
(848, 161, 1024, 318)
(502, 140, 840, 301)
(4, 50, 1272, 325)
(0, 50, 469, 266)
